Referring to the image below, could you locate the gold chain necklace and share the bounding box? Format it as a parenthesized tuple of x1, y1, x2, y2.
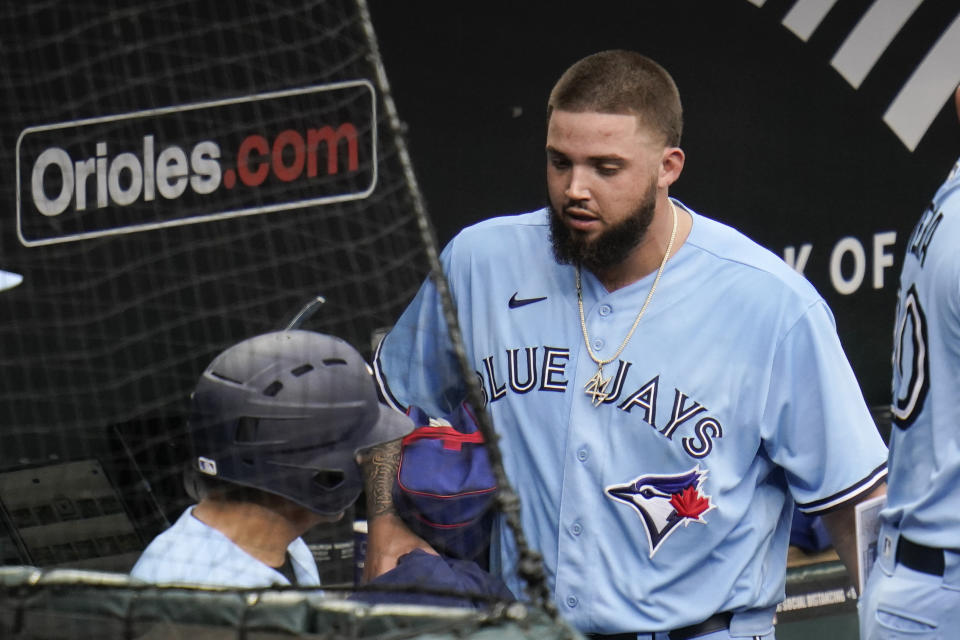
(578, 200, 679, 406)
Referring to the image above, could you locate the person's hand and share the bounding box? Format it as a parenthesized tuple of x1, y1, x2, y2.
(363, 513, 437, 582)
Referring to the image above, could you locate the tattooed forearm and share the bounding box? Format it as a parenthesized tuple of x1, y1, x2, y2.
(362, 439, 401, 519)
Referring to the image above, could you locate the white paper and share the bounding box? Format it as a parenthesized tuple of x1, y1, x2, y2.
(855, 494, 887, 593)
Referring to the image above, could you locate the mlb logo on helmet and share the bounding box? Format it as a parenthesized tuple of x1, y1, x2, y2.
(606, 465, 714, 557)
(197, 456, 218, 476)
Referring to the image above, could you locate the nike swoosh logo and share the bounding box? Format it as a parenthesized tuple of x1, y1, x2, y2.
(509, 292, 548, 309)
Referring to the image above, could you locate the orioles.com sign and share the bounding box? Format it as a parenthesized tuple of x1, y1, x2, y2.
(16, 80, 377, 246)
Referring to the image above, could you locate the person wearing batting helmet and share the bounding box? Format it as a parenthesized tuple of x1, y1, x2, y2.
(131, 329, 414, 587)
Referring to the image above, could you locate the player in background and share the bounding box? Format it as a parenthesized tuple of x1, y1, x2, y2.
(859, 85, 960, 639)
(368, 50, 888, 639)
(131, 329, 415, 587)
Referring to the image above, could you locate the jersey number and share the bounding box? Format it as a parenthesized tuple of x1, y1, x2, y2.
(891, 285, 929, 430)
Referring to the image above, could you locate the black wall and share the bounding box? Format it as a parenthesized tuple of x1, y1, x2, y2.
(367, 0, 960, 406)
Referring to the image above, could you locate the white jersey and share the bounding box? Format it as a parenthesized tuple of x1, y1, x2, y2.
(375, 200, 887, 634)
(885, 156, 960, 548)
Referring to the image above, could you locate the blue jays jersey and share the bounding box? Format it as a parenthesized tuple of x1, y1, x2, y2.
(375, 200, 887, 634)
(885, 156, 960, 549)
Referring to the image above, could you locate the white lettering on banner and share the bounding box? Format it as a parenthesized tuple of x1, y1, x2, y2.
(107, 152, 143, 206)
(783, 243, 813, 274)
(30, 148, 73, 216)
(156, 144, 190, 200)
(873, 231, 897, 289)
(783, 231, 898, 295)
(95, 142, 107, 209)
(190, 141, 222, 195)
(31, 137, 222, 216)
(831, 236, 867, 295)
(17, 81, 377, 247)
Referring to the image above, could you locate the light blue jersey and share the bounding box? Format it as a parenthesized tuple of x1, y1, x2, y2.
(130, 506, 321, 588)
(859, 158, 960, 639)
(885, 157, 960, 547)
(375, 200, 887, 635)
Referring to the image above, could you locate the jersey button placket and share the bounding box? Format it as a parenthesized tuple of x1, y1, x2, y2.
(591, 303, 611, 354)
(564, 302, 602, 627)
(558, 445, 590, 610)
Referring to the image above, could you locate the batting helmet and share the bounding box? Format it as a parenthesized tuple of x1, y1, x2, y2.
(186, 330, 414, 516)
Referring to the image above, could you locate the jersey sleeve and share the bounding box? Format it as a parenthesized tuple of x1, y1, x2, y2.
(760, 300, 888, 514)
(374, 239, 468, 417)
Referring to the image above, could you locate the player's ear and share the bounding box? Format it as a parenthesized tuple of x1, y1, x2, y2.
(658, 146, 685, 189)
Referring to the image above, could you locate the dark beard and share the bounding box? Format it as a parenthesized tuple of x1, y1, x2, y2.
(549, 192, 656, 273)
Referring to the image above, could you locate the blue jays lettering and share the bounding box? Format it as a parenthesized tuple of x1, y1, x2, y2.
(476, 347, 722, 460)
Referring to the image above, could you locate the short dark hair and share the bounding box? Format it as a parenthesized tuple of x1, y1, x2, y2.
(548, 50, 683, 147)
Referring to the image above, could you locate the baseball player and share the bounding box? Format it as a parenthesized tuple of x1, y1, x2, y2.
(858, 85, 960, 639)
(131, 329, 415, 587)
(370, 50, 888, 638)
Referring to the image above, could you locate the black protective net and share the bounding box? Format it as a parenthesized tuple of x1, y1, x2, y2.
(0, 1, 562, 636)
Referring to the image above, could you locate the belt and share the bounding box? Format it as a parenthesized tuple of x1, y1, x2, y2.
(896, 536, 945, 577)
(587, 611, 733, 640)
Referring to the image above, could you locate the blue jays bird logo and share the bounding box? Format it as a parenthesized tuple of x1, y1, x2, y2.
(605, 466, 714, 557)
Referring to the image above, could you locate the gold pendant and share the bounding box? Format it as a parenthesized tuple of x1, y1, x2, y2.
(584, 365, 611, 407)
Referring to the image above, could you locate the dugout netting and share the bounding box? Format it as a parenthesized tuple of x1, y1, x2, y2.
(0, 567, 562, 640)
(0, 1, 567, 637)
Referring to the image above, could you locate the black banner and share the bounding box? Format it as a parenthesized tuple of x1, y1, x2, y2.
(18, 82, 375, 246)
